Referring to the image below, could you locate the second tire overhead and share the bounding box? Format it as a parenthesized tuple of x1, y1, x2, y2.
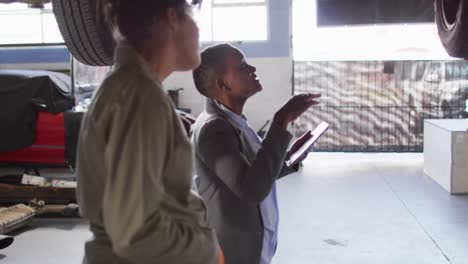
(52, 0, 115, 66)
(435, 0, 468, 58)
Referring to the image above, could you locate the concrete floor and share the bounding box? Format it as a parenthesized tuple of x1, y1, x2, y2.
(1, 153, 467, 264)
(274, 153, 468, 264)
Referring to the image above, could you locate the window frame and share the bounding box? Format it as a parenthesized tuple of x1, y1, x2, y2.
(201, 0, 270, 44)
(0, 3, 64, 46)
(0, 1, 271, 46)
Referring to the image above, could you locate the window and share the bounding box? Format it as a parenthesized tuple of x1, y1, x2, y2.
(292, 0, 451, 61)
(0, 3, 63, 45)
(199, 0, 268, 42)
(0, 1, 268, 45)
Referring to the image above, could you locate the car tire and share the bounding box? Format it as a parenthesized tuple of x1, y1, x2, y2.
(435, 0, 468, 58)
(52, 0, 115, 66)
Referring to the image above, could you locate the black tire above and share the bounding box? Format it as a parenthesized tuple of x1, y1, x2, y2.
(435, 0, 468, 58)
(52, 0, 115, 66)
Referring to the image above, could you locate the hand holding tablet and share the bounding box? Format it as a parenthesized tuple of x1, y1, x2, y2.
(286, 121, 329, 167)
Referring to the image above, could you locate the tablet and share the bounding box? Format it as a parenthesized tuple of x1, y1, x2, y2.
(286, 121, 329, 167)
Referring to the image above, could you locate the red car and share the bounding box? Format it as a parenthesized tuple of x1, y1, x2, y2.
(0, 70, 77, 167)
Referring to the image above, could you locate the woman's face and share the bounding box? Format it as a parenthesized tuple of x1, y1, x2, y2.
(221, 51, 262, 99)
(173, 4, 200, 71)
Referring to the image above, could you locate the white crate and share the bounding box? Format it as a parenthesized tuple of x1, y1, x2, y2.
(424, 119, 468, 194)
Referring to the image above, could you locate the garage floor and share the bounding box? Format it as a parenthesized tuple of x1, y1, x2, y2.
(1, 153, 467, 264)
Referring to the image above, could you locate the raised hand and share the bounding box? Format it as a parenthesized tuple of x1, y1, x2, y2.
(273, 93, 320, 129)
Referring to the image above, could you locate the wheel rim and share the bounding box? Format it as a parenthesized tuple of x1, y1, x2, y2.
(441, 0, 461, 31)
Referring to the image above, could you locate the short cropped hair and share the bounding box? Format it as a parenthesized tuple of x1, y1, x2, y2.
(192, 43, 243, 97)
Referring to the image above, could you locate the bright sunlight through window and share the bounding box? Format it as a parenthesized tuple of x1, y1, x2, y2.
(0, 3, 63, 45)
(199, 0, 268, 42)
(0, 1, 268, 46)
(292, 0, 452, 61)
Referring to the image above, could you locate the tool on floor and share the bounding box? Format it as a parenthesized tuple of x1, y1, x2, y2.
(0, 201, 79, 250)
(0, 234, 14, 250)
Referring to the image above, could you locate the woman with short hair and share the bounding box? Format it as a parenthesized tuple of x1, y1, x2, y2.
(192, 43, 320, 264)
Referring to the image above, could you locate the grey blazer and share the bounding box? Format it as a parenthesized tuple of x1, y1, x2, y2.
(192, 98, 295, 264)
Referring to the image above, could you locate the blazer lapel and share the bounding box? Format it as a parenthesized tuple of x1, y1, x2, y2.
(205, 98, 256, 164)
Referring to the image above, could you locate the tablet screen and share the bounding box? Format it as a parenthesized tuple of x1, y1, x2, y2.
(286, 121, 329, 167)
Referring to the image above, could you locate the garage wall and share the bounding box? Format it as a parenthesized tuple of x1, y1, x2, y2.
(0, 46, 70, 71)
